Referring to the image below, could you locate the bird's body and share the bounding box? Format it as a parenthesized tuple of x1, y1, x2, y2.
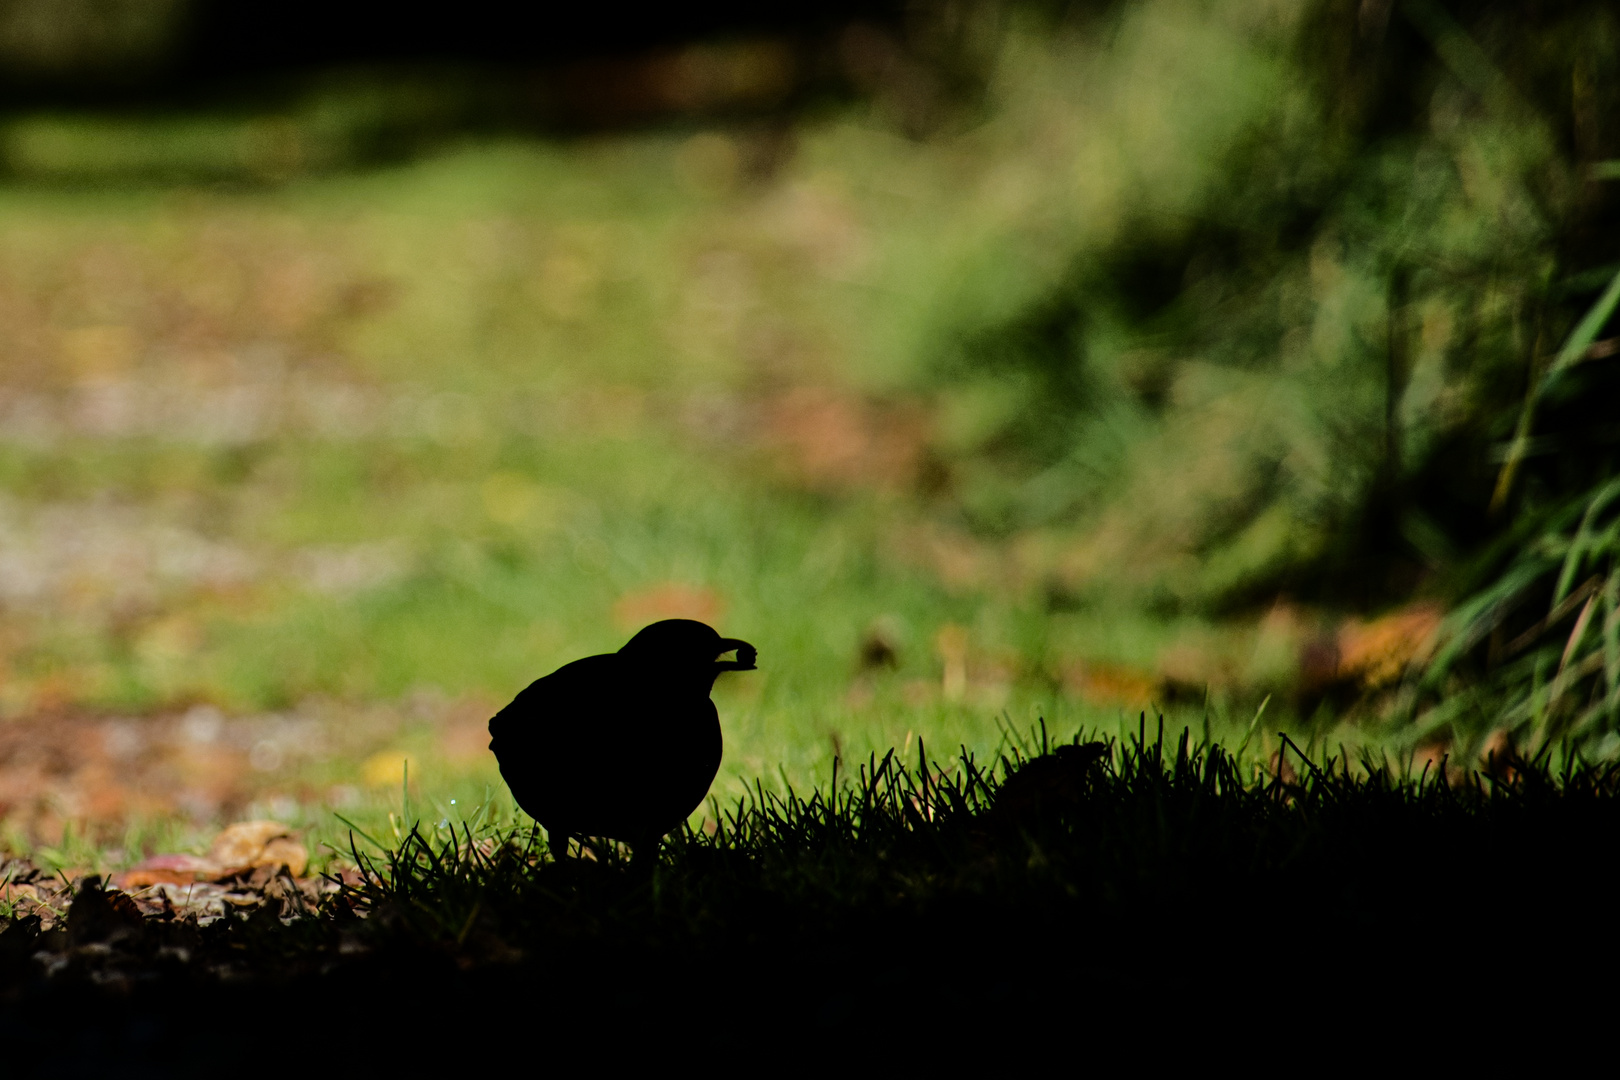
(488, 619, 756, 857)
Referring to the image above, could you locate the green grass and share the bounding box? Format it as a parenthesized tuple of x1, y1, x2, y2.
(5, 722, 1617, 1045)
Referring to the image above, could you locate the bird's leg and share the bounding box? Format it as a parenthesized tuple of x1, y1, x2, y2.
(629, 834, 660, 879)
(547, 825, 571, 863)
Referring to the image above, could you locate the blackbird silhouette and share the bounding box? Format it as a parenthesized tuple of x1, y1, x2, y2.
(488, 619, 757, 860)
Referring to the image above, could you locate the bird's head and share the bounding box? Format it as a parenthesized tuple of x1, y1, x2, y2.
(620, 619, 758, 685)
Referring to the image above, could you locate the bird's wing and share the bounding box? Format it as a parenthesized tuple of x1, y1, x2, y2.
(489, 653, 619, 748)
(487, 650, 730, 838)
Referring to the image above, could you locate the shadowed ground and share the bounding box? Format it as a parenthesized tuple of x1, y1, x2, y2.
(3, 726, 1616, 1058)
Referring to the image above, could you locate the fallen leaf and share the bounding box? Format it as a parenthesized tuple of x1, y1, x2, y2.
(209, 820, 295, 873)
(612, 583, 726, 631)
(0, 882, 40, 904)
(257, 837, 309, 877)
(1061, 660, 1160, 707)
(1336, 604, 1443, 689)
(116, 853, 221, 888)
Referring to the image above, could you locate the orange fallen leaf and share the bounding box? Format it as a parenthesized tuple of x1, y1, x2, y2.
(1062, 660, 1160, 707)
(117, 853, 221, 889)
(612, 583, 726, 631)
(762, 387, 928, 491)
(117, 868, 197, 889)
(1336, 605, 1443, 689)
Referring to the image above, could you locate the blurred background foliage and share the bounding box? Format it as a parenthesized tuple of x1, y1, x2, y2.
(0, 0, 1617, 854)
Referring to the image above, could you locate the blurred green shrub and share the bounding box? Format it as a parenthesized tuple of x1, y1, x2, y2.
(914, 0, 1620, 621)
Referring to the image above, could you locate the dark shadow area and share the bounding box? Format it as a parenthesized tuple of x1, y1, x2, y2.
(2, 722, 1615, 1057)
(0, 0, 906, 99)
(0, 0, 999, 184)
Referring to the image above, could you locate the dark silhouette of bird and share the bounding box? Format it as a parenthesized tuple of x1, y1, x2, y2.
(488, 619, 757, 861)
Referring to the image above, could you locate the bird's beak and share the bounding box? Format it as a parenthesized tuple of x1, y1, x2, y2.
(716, 638, 757, 671)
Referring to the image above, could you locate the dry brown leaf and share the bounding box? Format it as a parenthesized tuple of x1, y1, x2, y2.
(209, 820, 295, 873)
(256, 837, 309, 877)
(0, 881, 40, 904)
(1336, 605, 1443, 689)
